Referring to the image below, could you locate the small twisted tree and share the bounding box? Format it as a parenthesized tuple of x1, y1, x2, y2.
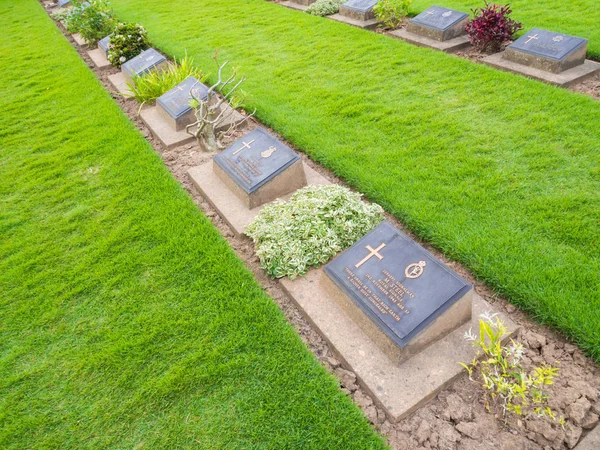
(186, 52, 255, 152)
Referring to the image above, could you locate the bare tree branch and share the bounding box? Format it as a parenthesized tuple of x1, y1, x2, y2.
(185, 55, 253, 152)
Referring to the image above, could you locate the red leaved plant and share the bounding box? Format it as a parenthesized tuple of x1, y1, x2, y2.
(465, 2, 522, 52)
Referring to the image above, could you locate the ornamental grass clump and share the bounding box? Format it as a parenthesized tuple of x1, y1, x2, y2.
(465, 2, 522, 52)
(107, 22, 150, 68)
(245, 185, 384, 279)
(127, 54, 204, 107)
(306, 0, 344, 17)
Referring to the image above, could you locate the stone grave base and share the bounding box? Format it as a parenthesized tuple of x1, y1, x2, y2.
(288, 0, 316, 5)
(187, 160, 330, 236)
(328, 13, 380, 30)
(280, 270, 518, 422)
(390, 29, 470, 53)
(140, 105, 246, 150)
(108, 72, 132, 96)
(280, 1, 310, 11)
(72, 33, 86, 46)
(482, 53, 600, 87)
(87, 48, 111, 68)
(140, 106, 196, 149)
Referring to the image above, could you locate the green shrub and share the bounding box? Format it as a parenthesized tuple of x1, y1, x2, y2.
(107, 22, 150, 68)
(245, 185, 384, 279)
(306, 0, 344, 17)
(373, 0, 412, 29)
(62, 0, 116, 45)
(461, 314, 561, 421)
(127, 54, 204, 106)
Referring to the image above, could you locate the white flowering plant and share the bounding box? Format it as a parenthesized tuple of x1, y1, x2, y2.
(245, 185, 384, 279)
(107, 22, 149, 68)
(461, 313, 561, 422)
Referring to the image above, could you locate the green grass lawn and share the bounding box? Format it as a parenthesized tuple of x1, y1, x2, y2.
(410, 0, 600, 59)
(0, 1, 387, 448)
(107, 0, 600, 361)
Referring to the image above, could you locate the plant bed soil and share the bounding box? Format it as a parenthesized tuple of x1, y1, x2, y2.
(50, 7, 600, 449)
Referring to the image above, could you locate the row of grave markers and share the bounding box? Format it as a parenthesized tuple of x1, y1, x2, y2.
(95, 30, 479, 374)
(59, 7, 517, 422)
(58, 0, 600, 88)
(285, 1, 600, 87)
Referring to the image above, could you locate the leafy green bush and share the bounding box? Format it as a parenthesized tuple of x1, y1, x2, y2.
(62, 0, 116, 45)
(373, 0, 412, 29)
(461, 314, 560, 421)
(306, 0, 344, 17)
(107, 22, 150, 68)
(245, 185, 384, 279)
(127, 55, 204, 106)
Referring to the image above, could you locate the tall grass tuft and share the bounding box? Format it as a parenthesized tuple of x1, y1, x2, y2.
(127, 54, 205, 109)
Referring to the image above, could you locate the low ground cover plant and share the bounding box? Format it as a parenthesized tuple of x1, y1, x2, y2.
(461, 314, 560, 422)
(128, 54, 204, 107)
(373, 0, 412, 29)
(306, 0, 344, 17)
(246, 185, 384, 279)
(61, 0, 116, 45)
(465, 2, 522, 52)
(107, 22, 150, 67)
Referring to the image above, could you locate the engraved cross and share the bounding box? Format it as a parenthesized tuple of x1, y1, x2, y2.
(525, 34, 539, 44)
(425, 10, 435, 16)
(232, 139, 255, 155)
(355, 243, 386, 269)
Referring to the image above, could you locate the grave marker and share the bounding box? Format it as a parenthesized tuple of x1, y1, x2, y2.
(156, 76, 209, 131)
(504, 28, 588, 73)
(323, 221, 472, 364)
(121, 48, 168, 85)
(339, 0, 378, 21)
(213, 128, 307, 209)
(98, 35, 110, 59)
(407, 6, 469, 41)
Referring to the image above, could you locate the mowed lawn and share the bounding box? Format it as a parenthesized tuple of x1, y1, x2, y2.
(107, 0, 600, 360)
(0, 1, 387, 448)
(410, 0, 600, 58)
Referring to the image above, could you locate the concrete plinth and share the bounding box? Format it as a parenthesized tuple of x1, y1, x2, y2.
(280, 269, 518, 422)
(187, 160, 330, 236)
(87, 48, 111, 68)
(339, 4, 375, 22)
(280, 1, 310, 12)
(140, 106, 196, 149)
(72, 33, 86, 46)
(140, 104, 246, 150)
(291, 0, 316, 4)
(482, 52, 600, 87)
(328, 13, 380, 30)
(503, 44, 587, 74)
(107, 72, 132, 96)
(389, 29, 470, 53)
